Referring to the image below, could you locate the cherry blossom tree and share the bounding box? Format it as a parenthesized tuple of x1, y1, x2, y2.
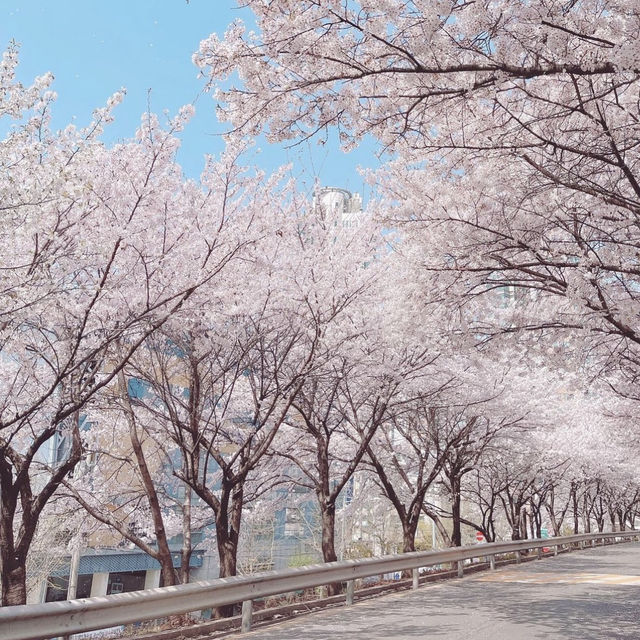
(62, 382, 208, 589)
(364, 401, 449, 554)
(60, 147, 291, 592)
(136, 321, 308, 586)
(278, 348, 429, 575)
(257, 193, 441, 593)
(197, 1, 637, 151)
(197, 0, 640, 399)
(0, 46, 260, 605)
(100, 178, 322, 609)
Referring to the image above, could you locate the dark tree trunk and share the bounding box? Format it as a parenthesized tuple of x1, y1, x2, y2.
(0, 414, 82, 605)
(214, 535, 239, 617)
(213, 486, 243, 618)
(1, 553, 27, 607)
(529, 498, 543, 538)
(572, 486, 580, 534)
(481, 498, 498, 543)
(320, 503, 342, 596)
(510, 504, 522, 541)
(0, 467, 22, 606)
(595, 501, 605, 533)
(402, 521, 418, 553)
(529, 511, 536, 539)
(451, 477, 462, 547)
(218, 537, 238, 578)
(320, 504, 338, 562)
(399, 519, 419, 578)
(594, 495, 605, 532)
(520, 508, 528, 540)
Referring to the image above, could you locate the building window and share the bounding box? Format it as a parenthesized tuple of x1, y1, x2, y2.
(107, 570, 146, 595)
(45, 574, 93, 602)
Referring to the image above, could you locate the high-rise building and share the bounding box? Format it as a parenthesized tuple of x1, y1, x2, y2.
(312, 186, 363, 228)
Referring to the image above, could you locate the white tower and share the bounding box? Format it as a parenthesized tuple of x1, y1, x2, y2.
(312, 187, 363, 227)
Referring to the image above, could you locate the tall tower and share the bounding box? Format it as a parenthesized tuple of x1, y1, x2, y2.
(312, 186, 363, 227)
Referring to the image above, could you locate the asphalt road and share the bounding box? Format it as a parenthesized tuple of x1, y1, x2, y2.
(234, 542, 640, 639)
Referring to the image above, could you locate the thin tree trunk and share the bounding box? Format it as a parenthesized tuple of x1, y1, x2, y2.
(422, 505, 451, 546)
(119, 369, 177, 587)
(181, 484, 192, 585)
(572, 487, 580, 534)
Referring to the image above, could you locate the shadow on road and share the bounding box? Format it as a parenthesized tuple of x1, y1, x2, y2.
(239, 543, 640, 640)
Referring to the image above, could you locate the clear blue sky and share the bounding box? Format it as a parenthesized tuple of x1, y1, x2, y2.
(1, 0, 378, 198)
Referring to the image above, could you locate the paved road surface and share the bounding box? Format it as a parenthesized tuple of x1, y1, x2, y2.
(235, 543, 640, 639)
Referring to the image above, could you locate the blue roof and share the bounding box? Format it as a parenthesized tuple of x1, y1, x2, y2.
(52, 549, 204, 577)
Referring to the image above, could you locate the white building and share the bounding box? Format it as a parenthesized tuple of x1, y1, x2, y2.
(312, 186, 363, 228)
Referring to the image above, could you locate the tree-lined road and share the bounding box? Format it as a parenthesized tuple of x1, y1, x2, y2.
(236, 543, 640, 639)
(4, 0, 640, 617)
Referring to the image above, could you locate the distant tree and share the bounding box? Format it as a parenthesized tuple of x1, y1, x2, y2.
(365, 399, 456, 554)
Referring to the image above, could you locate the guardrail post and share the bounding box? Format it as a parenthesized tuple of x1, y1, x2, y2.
(489, 555, 496, 570)
(457, 561, 464, 578)
(515, 551, 521, 564)
(241, 600, 253, 633)
(554, 545, 559, 556)
(346, 579, 355, 604)
(579, 540, 585, 549)
(536, 547, 542, 560)
(591, 539, 595, 547)
(412, 568, 419, 590)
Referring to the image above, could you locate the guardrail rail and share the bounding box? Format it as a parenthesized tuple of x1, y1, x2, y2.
(1, 530, 638, 640)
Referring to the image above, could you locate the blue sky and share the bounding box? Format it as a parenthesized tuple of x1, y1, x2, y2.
(1, 0, 378, 198)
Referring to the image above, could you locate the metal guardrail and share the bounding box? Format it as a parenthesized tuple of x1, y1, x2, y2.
(1, 530, 637, 640)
